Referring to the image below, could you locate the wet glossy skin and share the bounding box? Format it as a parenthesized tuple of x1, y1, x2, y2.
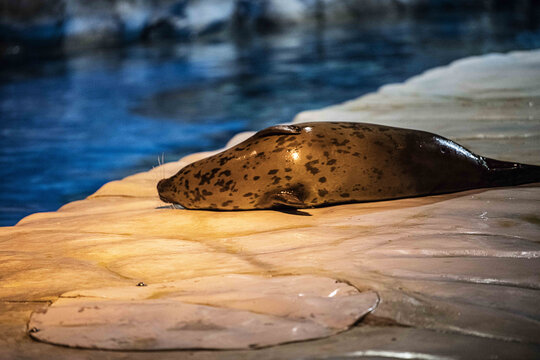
(157, 122, 538, 210)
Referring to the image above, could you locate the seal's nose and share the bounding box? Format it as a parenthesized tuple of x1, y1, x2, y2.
(157, 178, 173, 203)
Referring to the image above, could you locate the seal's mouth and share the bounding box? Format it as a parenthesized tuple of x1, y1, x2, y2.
(159, 193, 172, 203)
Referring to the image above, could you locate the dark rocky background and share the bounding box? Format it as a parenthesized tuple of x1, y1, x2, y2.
(1, 0, 538, 58)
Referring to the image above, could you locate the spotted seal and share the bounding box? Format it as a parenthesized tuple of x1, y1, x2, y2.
(157, 122, 540, 210)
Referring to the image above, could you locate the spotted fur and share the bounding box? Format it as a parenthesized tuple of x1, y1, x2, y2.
(157, 122, 540, 210)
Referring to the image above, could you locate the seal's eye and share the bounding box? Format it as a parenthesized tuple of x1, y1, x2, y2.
(252, 124, 302, 139)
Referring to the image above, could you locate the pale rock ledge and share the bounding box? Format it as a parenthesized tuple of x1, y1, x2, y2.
(1, 50, 539, 359)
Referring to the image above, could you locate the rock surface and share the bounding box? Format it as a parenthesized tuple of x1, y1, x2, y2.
(1, 50, 539, 358)
(294, 50, 540, 163)
(28, 275, 378, 350)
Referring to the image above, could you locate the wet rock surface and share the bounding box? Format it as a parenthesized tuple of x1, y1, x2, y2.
(1, 50, 539, 357)
(28, 275, 378, 350)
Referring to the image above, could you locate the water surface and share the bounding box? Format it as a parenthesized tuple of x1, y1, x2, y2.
(1, 10, 539, 225)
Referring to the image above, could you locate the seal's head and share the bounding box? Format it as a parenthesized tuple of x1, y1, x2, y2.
(156, 124, 315, 210)
(157, 177, 177, 204)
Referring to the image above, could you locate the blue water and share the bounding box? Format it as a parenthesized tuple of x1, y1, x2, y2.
(1, 11, 540, 226)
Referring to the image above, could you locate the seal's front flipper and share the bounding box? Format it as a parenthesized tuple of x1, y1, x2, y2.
(253, 124, 302, 139)
(269, 190, 306, 208)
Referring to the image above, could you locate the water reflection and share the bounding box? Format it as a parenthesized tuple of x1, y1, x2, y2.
(1, 9, 539, 225)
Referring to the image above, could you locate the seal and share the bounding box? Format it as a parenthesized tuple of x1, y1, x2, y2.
(157, 122, 540, 210)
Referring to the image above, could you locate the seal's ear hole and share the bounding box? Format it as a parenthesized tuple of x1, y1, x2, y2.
(253, 124, 302, 139)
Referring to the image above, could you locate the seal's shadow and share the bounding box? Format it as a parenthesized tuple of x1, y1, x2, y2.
(275, 208, 312, 216)
(156, 204, 185, 210)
